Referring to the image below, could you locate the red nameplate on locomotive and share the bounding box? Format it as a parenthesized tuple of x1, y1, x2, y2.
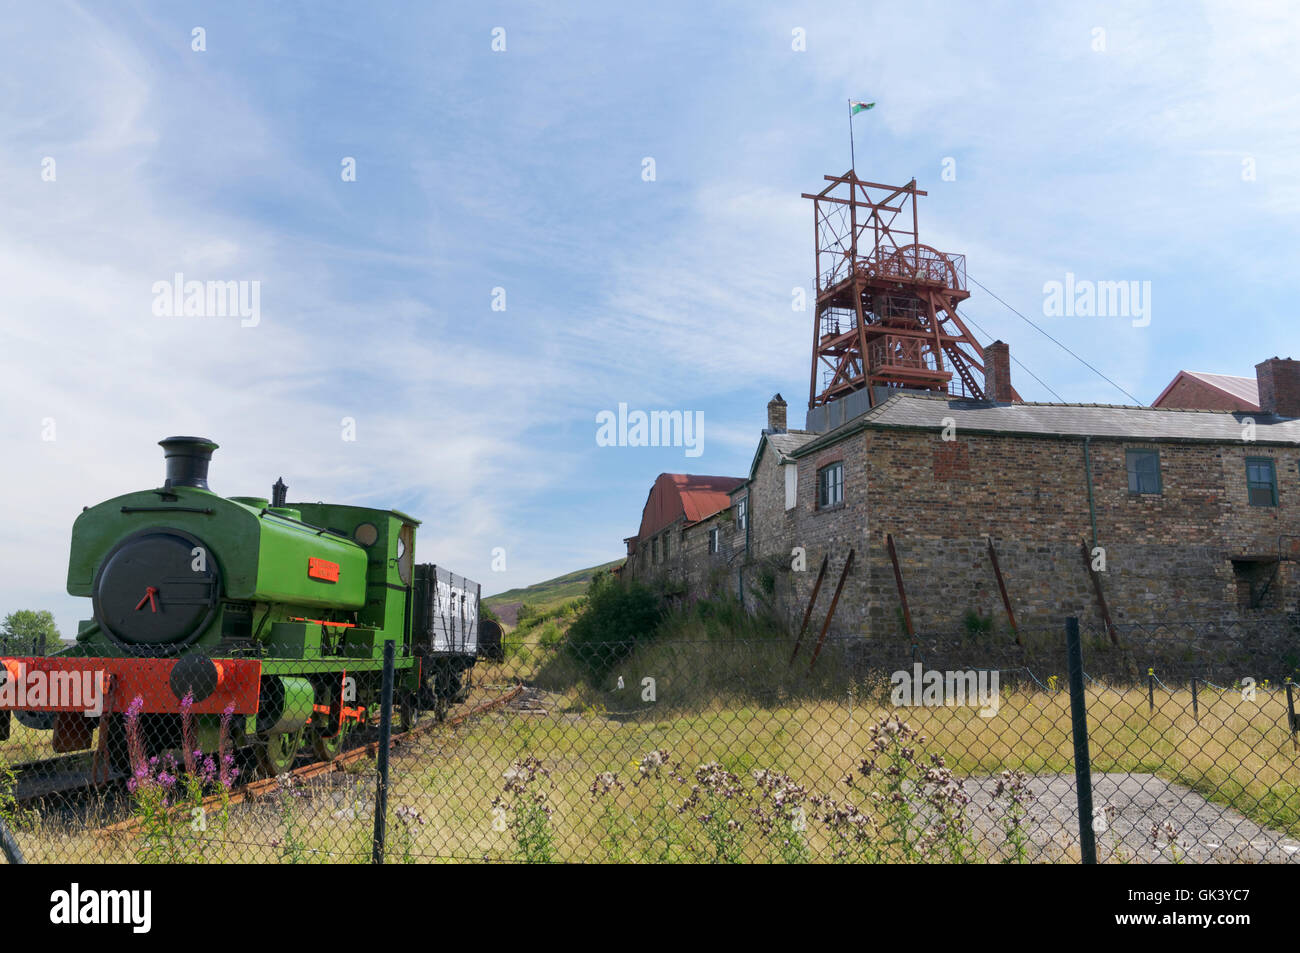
(308, 557, 340, 582)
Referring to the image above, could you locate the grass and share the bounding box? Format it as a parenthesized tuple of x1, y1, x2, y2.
(1, 718, 54, 762)
(482, 560, 624, 619)
(7, 592, 1300, 863)
(11, 651, 1300, 864)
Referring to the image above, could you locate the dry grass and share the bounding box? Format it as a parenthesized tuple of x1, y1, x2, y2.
(6, 621, 1300, 863)
(9, 677, 1297, 864)
(1, 718, 56, 763)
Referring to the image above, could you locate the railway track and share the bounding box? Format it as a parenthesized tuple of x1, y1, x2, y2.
(12, 754, 126, 803)
(6, 683, 522, 830)
(94, 683, 524, 836)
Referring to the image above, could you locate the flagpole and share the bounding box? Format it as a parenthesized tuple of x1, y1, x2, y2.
(848, 99, 856, 175)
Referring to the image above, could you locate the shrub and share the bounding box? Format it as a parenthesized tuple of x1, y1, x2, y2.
(0, 754, 30, 831)
(658, 595, 782, 643)
(538, 622, 564, 649)
(962, 609, 995, 639)
(565, 574, 663, 679)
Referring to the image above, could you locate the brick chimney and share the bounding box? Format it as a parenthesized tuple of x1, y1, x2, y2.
(1256, 357, 1300, 417)
(766, 393, 787, 433)
(984, 341, 1013, 402)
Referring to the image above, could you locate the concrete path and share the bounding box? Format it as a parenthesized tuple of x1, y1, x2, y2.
(964, 771, 1300, 863)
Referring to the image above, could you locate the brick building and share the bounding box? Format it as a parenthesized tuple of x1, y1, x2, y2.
(623, 356, 1300, 639)
(1153, 370, 1260, 412)
(623, 473, 746, 597)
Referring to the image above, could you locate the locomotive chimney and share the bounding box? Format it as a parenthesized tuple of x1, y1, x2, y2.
(159, 436, 219, 490)
(272, 477, 288, 507)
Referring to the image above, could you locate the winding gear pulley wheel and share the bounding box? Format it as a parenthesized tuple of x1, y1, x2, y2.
(805, 172, 1000, 405)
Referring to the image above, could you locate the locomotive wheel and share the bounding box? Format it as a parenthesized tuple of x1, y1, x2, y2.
(419, 663, 462, 723)
(399, 692, 418, 732)
(311, 725, 347, 762)
(433, 694, 450, 723)
(256, 729, 303, 777)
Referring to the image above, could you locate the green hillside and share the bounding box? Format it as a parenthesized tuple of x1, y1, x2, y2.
(483, 559, 624, 622)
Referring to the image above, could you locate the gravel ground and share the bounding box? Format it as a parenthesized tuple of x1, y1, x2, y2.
(964, 771, 1300, 863)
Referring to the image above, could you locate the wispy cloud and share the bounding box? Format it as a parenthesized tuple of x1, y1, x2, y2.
(2, 1, 1297, 633)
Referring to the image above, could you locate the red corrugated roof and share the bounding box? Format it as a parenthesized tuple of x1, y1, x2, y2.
(635, 473, 745, 541)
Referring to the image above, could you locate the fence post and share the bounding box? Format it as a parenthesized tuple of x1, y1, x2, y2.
(1147, 668, 1155, 715)
(0, 815, 24, 865)
(1287, 679, 1297, 753)
(1191, 676, 1199, 725)
(372, 639, 396, 865)
(1065, 617, 1097, 864)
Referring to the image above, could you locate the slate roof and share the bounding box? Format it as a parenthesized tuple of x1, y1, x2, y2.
(766, 431, 817, 458)
(737, 429, 817, 488)
(792, 393, 1300, 455)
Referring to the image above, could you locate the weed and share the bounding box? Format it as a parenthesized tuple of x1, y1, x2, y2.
(271, 773, 310, 863)
(126, 693, 236, 864)
(493, 757, 555, 863)
(677, 762, 748, 863)
(989, 770, 1035, 863)
(393, 805, 424, 863)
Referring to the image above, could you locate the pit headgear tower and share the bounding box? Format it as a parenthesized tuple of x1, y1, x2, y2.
(803, 171, 1013, 407)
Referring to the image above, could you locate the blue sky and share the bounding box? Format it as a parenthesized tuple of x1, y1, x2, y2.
(3, 0, 1299, 636)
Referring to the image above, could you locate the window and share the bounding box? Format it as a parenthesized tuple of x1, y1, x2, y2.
(1233, 557, 1280, 609)
(1246, 457, 1278, 506)
(817, 462, 844, 508)
(784, 464, 797, 510)
(1126, 449, 1161, 494)
(397, 524, 415, 585)
(708, 527, 721, 554)
(736, 498, 748, 532)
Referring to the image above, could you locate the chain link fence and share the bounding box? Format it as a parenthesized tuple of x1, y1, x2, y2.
(3, 618, 1299, 863)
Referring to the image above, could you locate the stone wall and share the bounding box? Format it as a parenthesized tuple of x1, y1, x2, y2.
(736, 428, 1300, 640)
(629, 420, 1300, 642)
(627, 510, 745, 603)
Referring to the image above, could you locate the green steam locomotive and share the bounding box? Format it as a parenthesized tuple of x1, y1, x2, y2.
(0, 436, 497, 776)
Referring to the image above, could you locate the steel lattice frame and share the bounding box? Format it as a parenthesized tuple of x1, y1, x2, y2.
(803, 171, 1013, 408)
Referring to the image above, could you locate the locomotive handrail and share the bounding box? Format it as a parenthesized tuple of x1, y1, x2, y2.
(120, 505, 215, 514)
(257, 507, 351, 540)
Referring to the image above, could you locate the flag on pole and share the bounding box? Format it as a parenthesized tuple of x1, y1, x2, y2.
(850, 101, 875, 115)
